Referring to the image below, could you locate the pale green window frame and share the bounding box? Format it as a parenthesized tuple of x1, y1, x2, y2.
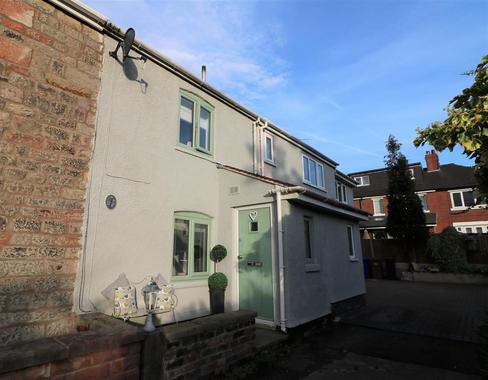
(178, 90, 215, 156)
(172, 211, 212, 281)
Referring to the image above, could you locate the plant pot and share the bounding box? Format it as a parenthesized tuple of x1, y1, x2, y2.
(209, 288, 225, 314)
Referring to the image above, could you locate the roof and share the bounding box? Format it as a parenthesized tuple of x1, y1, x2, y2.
(51, 0, 338, 168)
(218, 164, 369, 217)
(360, 212, 437, 228)
(349, 163, 477, 198)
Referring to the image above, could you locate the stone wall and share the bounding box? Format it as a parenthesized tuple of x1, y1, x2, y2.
(0, 314, 144, 380)
(161, 310, 257, 380)
(0, 0, 103, 345)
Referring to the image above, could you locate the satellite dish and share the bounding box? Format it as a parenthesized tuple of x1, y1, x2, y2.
(109, 27, 145, 62)
(121, 28, 135, 60)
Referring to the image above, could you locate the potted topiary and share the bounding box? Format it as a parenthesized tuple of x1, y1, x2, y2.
(208, 244, 228, 314)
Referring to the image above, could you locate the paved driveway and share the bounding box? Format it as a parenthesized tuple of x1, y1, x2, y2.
(341, 279, 488, 343)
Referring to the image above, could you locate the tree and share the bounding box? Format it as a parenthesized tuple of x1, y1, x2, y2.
(414, 55, 488, 196)
(385, 135, 428, 261)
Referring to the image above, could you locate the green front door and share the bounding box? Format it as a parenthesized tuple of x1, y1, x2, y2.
(238, 207, 274, 321)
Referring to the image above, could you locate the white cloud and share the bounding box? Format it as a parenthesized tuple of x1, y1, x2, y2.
(114, 0, 289, 105)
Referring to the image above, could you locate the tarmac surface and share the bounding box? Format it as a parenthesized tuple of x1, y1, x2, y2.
(224, 279, 484, 379)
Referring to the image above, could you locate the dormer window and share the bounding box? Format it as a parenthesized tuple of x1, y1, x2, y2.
(303, 155, 325, 189)
(354, 176, 370, 187)
(408, 168, 415, 179)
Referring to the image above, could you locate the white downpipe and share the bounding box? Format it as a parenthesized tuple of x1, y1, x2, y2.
(268, 185, 306, 333)
(275, 187, 287, 333)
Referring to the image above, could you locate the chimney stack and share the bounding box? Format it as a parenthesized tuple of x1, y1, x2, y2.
(201, 65, 206, 82)
(425, 150, 440, 172)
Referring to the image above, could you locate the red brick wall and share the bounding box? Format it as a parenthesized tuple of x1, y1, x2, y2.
(0, 0, 102, 345)
(355, 191, 488, 234)
(0, 342, 141, 380)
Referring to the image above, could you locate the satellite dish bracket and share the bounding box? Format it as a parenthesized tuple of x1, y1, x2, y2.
(109, 27, 146, 62)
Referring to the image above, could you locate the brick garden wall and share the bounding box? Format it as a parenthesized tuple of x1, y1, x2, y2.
(0, 0, 102, 345)
(161, 311, 257, 380)
(0, 314, 144, 380)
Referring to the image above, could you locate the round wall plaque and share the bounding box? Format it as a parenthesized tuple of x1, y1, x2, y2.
(105, 194, 117, 210)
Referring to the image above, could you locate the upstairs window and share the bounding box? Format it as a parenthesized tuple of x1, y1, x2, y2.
(178, 91, 213, 155)
(354, 176, 370, 187)
(172, 212, 211, 280)
(263, 132, 274, 164)
(336, 182, 347, 203)
(372, 197, 385, 216)
(303, 155, 325, 189)
(450, 190, 475, 209)
(417, 193, 428, 211)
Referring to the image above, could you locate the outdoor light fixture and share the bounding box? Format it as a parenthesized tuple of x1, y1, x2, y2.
(142, 279, 161, 332)
(109, 27, 146, 62)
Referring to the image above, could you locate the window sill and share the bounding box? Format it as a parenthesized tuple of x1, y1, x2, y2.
(175, 145, 215, 162)
(171, 274, 209, 282)
(264, 159, 276, 167)
(349, 258, 359, 262)
(305, 263, 320, 272)
(302, 181, 326, 192)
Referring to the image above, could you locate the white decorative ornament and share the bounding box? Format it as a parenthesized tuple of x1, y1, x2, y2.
(249, 211, 258, 222)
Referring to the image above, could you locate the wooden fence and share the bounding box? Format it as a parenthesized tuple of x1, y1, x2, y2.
(361, 235, 488, 264)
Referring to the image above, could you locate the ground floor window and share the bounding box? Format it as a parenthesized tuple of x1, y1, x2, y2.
(304, 216, 314, 264)
(172, 212, 211, 279)
(347, 225, 356, 259)
(453, 222, 488, 234)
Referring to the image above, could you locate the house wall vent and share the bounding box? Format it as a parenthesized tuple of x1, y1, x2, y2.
(229, 186, 240, 195)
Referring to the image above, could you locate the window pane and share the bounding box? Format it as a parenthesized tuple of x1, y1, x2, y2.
(342, 186, 347, 202)
(463, 191, 475, 207)
(173, 219, 189, 276)
(476, 227, 483, 233)
(466, 227, 473, 234)
(304, 218, 312, 260)
(452, 193, 463, 207)
(309, 160, 317, 185)
(374, 198, 384, 214)
(363, 176, 370, 185)
(337, 183, 342, 202)
(418, 194, 428, 210)
(193, 223, 208, 273)
(179, 97, 194, 146)
(199, 107, 211, 151)
(303, 157, 310, 181)
(317, 164, 324, 188)
(265, 136, 273, 161)
(347, 226, 354, 257)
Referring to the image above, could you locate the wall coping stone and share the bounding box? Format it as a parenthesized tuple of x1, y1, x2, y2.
(161, 310, 257, 344)
(0, 313, 145, 374)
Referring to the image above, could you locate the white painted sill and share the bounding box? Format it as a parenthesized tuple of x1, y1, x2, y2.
(264, 159, 276, 167)
(305, 264, 320, 272)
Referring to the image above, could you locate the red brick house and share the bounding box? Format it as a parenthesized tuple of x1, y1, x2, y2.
(349, 150, 488, 237)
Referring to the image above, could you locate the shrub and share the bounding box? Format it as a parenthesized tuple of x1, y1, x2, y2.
(426, 227, 468, 272)
(208, 272, 228, 290)
(210, 244, 227, 263)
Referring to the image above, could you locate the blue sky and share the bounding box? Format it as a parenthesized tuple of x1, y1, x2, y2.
(83, 0, 487, 173)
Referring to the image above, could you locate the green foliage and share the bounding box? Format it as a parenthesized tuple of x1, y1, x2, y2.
(210, 244, 227, 263)
(385, 135, 428, 256)
(426, 227, 468, 272)
(208, 272, 228, 290)
(414, 55, 488, 196)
